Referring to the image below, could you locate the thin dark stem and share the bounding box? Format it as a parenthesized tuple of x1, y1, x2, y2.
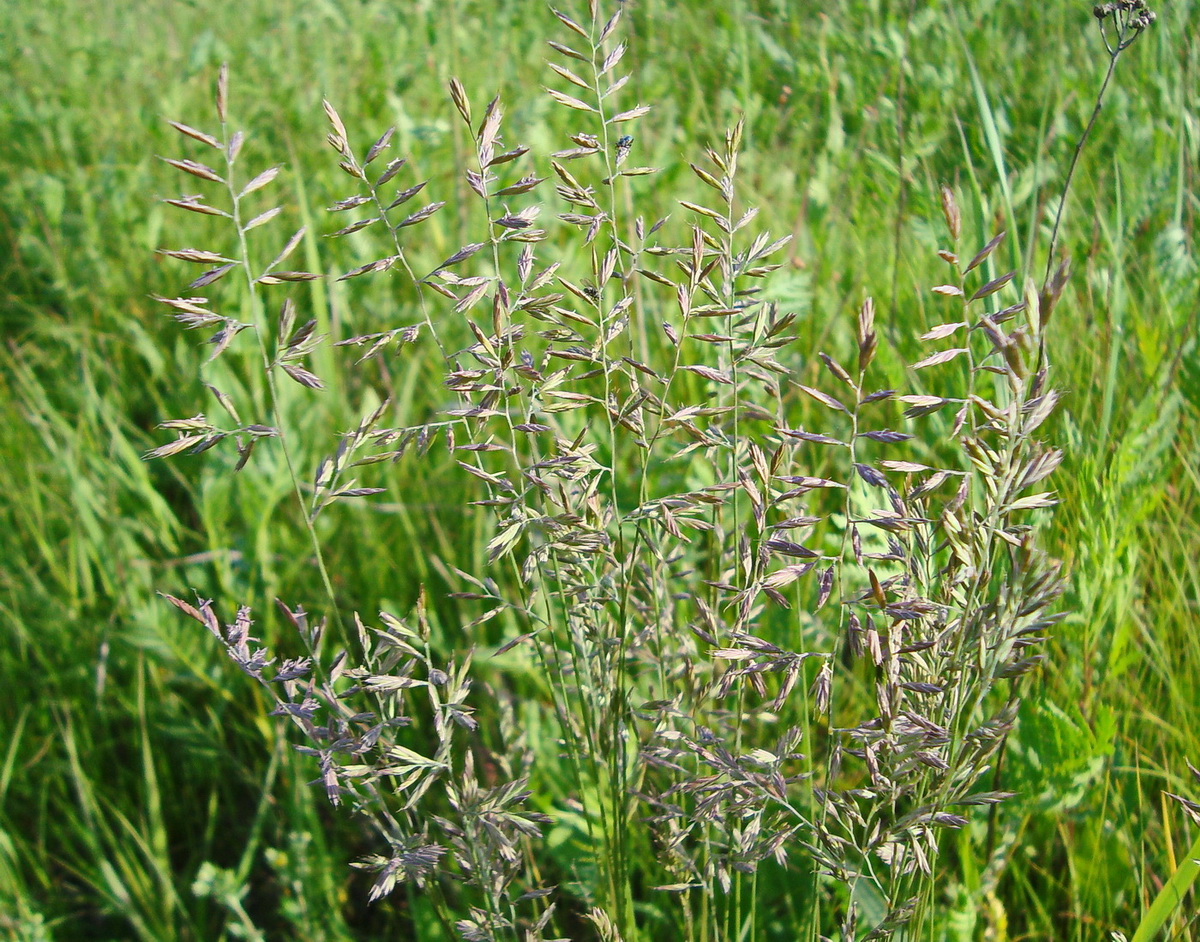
(1043, 40, 1122, 289)
(887, 0, 917, 328)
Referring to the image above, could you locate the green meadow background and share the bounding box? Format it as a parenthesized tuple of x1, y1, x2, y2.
(1, 0, 1197, 938)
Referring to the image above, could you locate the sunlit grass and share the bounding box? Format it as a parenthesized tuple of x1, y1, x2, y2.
(0, 1, 1196, 938)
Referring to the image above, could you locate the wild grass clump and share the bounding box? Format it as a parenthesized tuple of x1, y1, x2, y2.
(147, 2, 1155, 938)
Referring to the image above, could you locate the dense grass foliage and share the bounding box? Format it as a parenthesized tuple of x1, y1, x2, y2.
(0, 1, 1196, 939)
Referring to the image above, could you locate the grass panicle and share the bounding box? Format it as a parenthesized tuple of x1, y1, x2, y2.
(141, 3, 1109, 938)
(0, 0, 1151, 938)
